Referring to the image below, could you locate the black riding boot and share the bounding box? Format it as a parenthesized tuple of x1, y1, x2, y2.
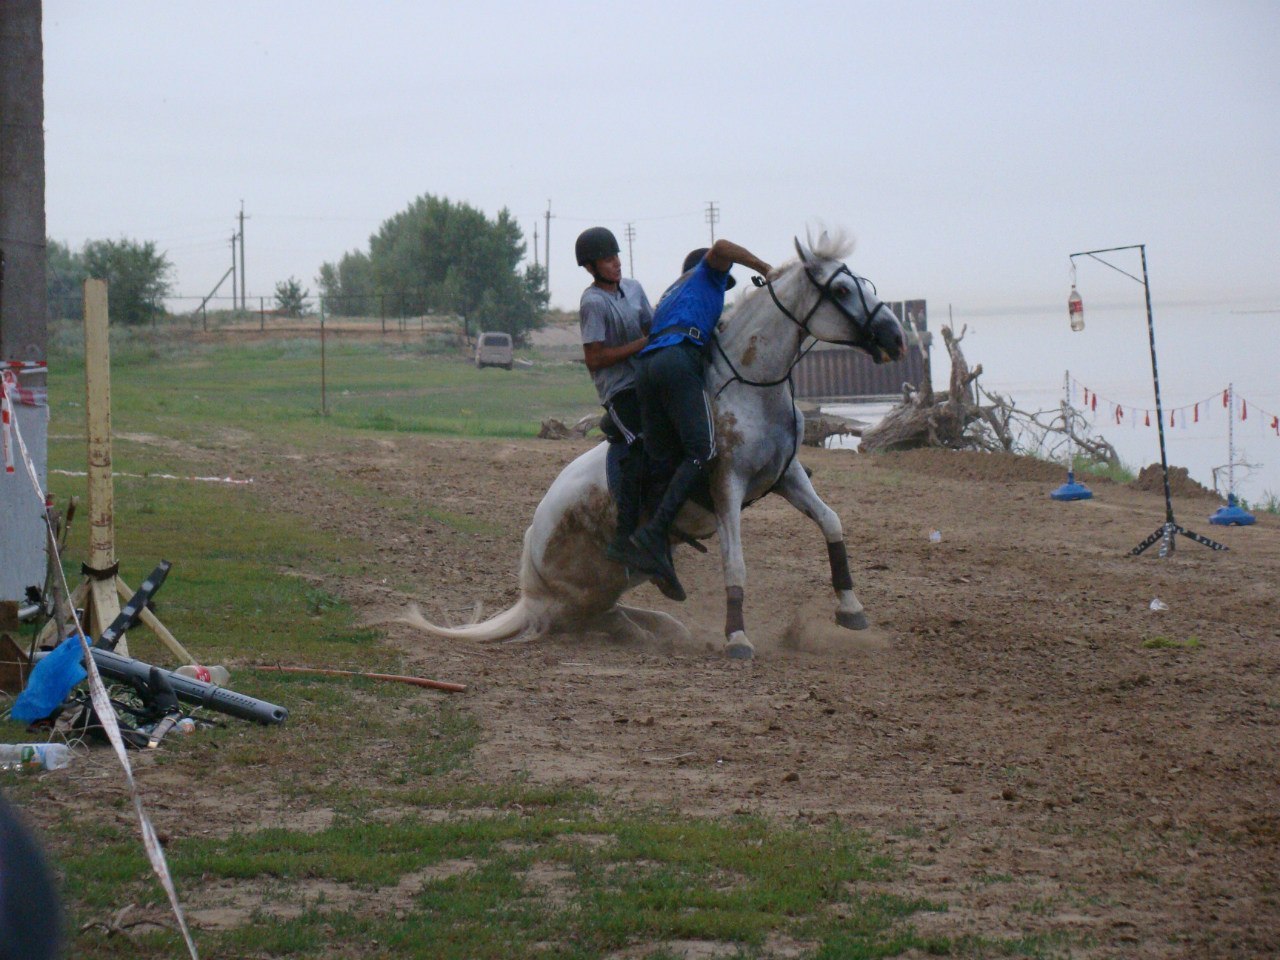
(628, 458, 705, 594)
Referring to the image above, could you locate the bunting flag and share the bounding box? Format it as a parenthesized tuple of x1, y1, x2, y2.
(1067, 374, 1277, 444)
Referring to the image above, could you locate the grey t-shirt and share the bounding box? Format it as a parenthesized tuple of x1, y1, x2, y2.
(579, 278, 653, 403)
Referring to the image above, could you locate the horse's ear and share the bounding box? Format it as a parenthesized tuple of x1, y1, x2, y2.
(793, 236, 812, 266)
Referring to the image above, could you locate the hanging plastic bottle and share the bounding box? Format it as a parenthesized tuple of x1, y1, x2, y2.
(1068, 285, 1084, 332)
(0, 743, 73, 771)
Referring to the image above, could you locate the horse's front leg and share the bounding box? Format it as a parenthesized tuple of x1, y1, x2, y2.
(775, 460, 869, 630)
(713, 476, 755, 659)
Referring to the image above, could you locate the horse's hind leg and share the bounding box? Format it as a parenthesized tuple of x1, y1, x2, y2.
(775, 461, 869, 630)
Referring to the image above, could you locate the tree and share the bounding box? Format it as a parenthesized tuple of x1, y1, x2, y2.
(80, 238, 172, 325)
(316, 250, 374, 316)
(46, 238, 87, 320)
(274, 276, 310, 317)
(320, 194, 546, 340)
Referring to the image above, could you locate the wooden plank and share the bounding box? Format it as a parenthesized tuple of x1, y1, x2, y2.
(83, 279, 116, 573)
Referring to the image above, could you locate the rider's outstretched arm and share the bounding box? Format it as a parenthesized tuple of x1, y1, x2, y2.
(706, 239, 772, 278)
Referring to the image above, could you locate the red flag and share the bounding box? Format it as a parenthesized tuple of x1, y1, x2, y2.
(1272, 415, 1279, 435)
(1194, 403, 1199, 423)
(1223, 388, 1229, 408)
(1170, 410, 1175, 427)
(1144, 411, 1151, 426)
(1116, 405, 1124, 424)
(1242, 399, 1248, 420)
(1091, 393, 1098, 412)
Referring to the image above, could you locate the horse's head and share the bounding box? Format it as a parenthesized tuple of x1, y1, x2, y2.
(790, 236, 906, 364)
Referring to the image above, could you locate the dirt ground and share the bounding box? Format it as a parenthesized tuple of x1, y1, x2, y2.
(252, 433, 1278, 958)
(31, 427, 1278, 956)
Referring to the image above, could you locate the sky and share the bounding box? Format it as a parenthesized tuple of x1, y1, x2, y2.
(41, 1, 1280, 317)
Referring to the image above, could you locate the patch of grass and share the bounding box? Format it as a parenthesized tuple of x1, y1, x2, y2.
(47, 329, 600, 449)
(57, 812, 952, 959)
(1239, 489, 1280, 515)
(1072, 454, 1136, 485)
(1142, 635, 1201, 650)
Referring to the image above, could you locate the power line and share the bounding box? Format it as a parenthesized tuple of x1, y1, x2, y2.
(705, 201, 719, 244)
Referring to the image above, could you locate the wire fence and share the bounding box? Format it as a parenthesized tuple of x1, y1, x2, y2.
(50, 292, 470, 338)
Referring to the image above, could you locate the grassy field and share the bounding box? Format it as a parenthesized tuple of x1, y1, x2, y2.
(3, 330, 1063, 958)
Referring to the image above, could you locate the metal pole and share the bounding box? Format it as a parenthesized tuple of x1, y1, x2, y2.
(230, 234, 238, 311)
(320, 298, 327, 416)
(238, 200, 247, 311)
(544, 200, 552, 300)
(1069, 243, 1226, 555)
(1138, 245, 1175, 527)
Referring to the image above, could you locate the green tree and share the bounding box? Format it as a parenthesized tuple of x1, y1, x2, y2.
(80, 238, 172, 325)
(274, 276, 310, 317)
(321, 194, 545, 340)
(316, 250, 375, 316)
(46, 238, 87, 320)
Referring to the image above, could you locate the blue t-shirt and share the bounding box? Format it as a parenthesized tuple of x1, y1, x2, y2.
(641, 259, 731, 354)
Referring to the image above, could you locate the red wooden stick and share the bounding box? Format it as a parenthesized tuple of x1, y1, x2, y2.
(252, 664, 465, 692)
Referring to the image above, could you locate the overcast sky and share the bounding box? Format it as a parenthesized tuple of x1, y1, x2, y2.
(42, 1, 1280, 316)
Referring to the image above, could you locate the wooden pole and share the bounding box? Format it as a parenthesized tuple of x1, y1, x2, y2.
(36, 281, 195, 663)
(82, 279, 124, 652)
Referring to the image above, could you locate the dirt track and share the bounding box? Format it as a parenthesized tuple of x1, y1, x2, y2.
(253, 434, 1280, 957)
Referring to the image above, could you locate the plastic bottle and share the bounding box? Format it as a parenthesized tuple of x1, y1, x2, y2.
(174, 664, 230, 685)
(1068, 285, 1085, 332)
(0, 743, 72, 771)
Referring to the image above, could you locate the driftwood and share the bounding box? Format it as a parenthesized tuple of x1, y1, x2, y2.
(800, 408, 866, 447)
(859, 325, 1118, 465)
(537, 415, 598, 440)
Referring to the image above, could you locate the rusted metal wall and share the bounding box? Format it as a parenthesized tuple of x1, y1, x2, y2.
(792, 343, 926, 401)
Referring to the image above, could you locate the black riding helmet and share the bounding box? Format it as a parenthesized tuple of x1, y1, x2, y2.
(683, 248, 736, 289)
(575, 227, 620, 266)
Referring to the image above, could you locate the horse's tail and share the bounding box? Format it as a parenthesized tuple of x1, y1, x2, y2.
(399, 525, 552, 643)
(398, 599, 533, 643)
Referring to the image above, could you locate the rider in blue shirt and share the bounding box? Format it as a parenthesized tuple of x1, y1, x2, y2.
(608, 240, 772, 597)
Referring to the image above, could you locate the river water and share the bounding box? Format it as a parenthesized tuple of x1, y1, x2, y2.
(826, 299, 1280, 507)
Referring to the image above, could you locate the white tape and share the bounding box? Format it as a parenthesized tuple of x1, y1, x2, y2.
(6, 400, 201, 960)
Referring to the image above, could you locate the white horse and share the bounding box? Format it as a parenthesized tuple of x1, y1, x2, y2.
(407, 233, 906, 658)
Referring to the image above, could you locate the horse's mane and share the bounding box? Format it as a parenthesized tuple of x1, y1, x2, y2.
(722, 226, 857, 322)
(807, 226, 856, 262)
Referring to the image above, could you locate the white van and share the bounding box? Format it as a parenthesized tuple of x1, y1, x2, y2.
(474, 331, 514, 370)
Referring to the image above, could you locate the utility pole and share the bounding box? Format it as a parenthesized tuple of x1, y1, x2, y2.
(0, 1, 50, 602)
(705, 201, 720, 244)
(544, 200, 553, 301)
(230, 234, 238, 311)
(238, 200, 247, 311)
(624, 222, 636, 277)
(532, 220, 539, 269)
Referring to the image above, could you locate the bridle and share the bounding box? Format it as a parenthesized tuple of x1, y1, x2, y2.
(711, 261, 891, 397)
(709, 259, 894, 503)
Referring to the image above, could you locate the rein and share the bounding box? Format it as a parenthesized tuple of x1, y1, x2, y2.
(711, 262, 884, 399)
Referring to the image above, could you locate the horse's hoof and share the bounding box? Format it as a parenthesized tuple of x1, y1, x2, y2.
(836, 610, 869, 630)
(726, 633, 755, 659)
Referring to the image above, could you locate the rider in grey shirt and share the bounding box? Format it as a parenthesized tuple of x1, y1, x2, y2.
(580, 278, 653, 411)
(575, 227, 682, 600)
